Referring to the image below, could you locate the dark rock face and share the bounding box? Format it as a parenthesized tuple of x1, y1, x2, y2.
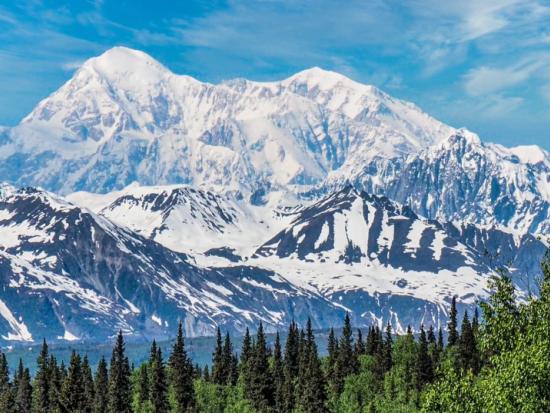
(0, 186, 344, 343)
(256, 187, 489, 274)
(0, 183, 546, 344)
(351, 133, 550, 236)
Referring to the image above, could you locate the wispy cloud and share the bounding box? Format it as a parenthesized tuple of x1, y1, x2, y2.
(463, 54, 550, 96)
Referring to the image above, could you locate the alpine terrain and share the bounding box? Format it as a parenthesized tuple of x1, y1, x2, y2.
(0, 47, 548, 343)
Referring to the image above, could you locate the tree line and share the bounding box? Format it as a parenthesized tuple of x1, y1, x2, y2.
(0, 260, 549, 412)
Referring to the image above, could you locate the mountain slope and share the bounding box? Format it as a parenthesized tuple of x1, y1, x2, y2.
(0, 184, 343, 342)
(77, 184, 512, 333)
(340, 130, 550, 235)
(0, 47, 452, 195)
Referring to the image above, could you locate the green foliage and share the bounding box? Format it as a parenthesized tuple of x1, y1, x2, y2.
(194, 379, 255, 413)
(422, 257, 550, 412)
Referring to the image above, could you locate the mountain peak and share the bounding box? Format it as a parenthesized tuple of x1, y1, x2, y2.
(286, 66, 373, 91)
(80, 46, 171, 81)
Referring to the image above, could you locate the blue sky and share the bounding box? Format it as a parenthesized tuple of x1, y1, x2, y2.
(1, 0, 549, 149)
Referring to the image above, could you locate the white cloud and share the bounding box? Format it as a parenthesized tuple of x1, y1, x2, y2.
(463, 54, 550, 96)
(61, 60, 84, 71)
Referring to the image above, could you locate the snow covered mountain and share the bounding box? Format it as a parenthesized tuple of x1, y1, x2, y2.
(0, 47, 548, 342)
(0, 184, 345, 343)
(340, 130, 550, 235)
(0, 180, 546, 343)
(70, 185, 509, 332)
(0, 47, 452, 196)
(1, 47, 549, 238)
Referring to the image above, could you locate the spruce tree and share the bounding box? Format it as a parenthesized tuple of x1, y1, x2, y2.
(296, 318, 327, 413)
(223, 332, 235, 385)
(32, 340, 50, 413)
(15, 359, 32, 413)
(241, 327, 252, 368)
(459, 311, 480, 373)
(93, 357, 108, 413)
(62, 351, 86, 412)
(108, 331, 132, 413)
(0, 352, 14, 413)
(384, 322, 393, 373)
(437, 327, 444, 352)
(272, 332, 285, 411)
(211, 327, 226, 385)
(334, 313, 358, 393)
(366, 326, 376, 355)
(135, 363, 150, 410)
(169, 321, 195, 412)
(327, 327, 338, 369)
(326, 326, 339, 394)
(355, 328, 366, 356)
(427, 325, 440, 373)
(417, 325, 433, 388)
(149, 343, 169, 413)
(246, 322, 274, 411)
(284, 321, 300, 378)
(448, 296, 459, 346)
(48, 355, 62, 413)
(472, 308, 480, 335)
(281, 322, 299, 413)
(82, 355, 95, 413)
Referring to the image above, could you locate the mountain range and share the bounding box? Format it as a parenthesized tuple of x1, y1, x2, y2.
(0, 46, 547, 343)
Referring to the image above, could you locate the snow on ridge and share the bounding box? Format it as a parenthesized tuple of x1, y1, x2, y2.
(0, 298, 32, 341)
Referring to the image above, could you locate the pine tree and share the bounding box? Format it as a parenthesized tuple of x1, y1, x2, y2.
(384, 322, 393, 373)
(14, 359, 32, 413)
(241, 327, 252, 368)
(416, 325, 433, 388)
(229, 353, 239, 387)
(296, 318, 327, 413)
(472, 308, 480, 335)
(194, 363, 202, 380)
(281, 322, 299, 413)
(135, 363, 150, 410)
(48, 355, 62, 413)
(327, 327, 338, 370)
(211, 327, 226, 385)
(149, 342, 169, 413)
(326, 326, 339, 395)
(427, 325, 440, 373)
(334, 313, 358, 393)
(93, 357, 108, 413)
(82, 355, 95, 413)
(0, 352, 15, 413)
(355, 328, 366, 356)
(272, 332, 285, 411)
(32, 339, 50, 413)
(246, 322, 274, 411)
(202, 365, 210, 382)
(427, 326, 436, 345)
(61, 351, 85, 411)
(223, 332, 235, 385)
(169, 321, 195, 412)
(284, 321, 300, 379)
(448, 296, 459, 346)
(459, 311, 480, 374)
(437, 327, 444, 352)
(366, 326, 376, 355)
(108, 331, 132, 413)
